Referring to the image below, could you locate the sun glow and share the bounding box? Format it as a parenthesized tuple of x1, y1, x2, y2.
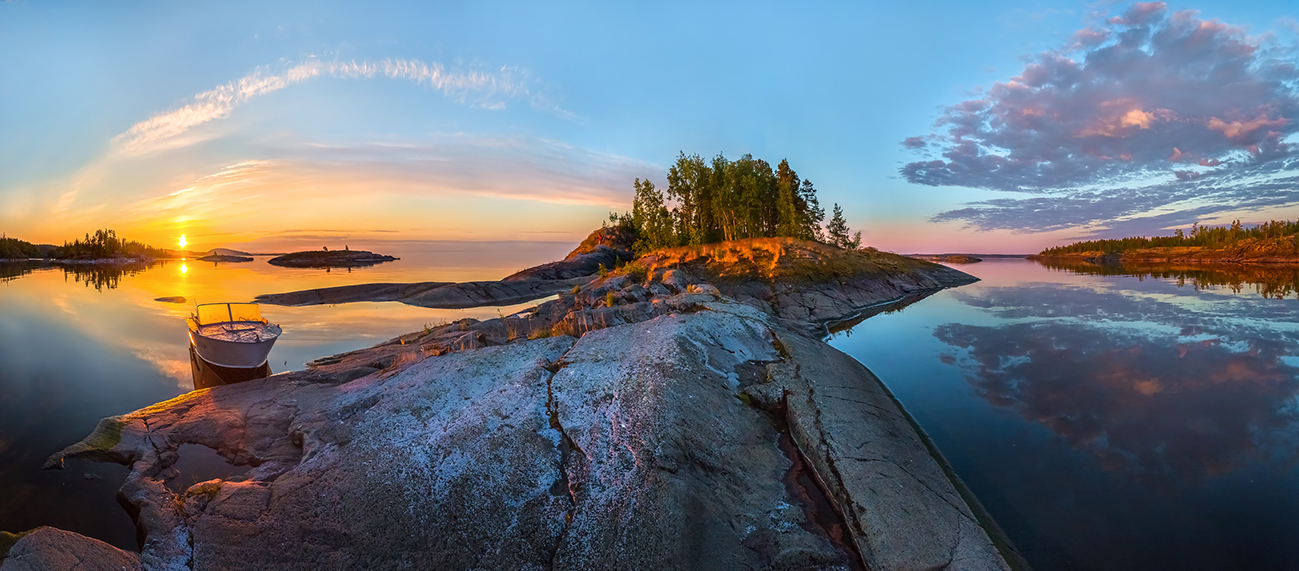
(180, 263, 188, 275)
(179, 235, 188, 249)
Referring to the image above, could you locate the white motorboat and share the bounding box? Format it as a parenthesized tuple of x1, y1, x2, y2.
(187, 302, 282, 369)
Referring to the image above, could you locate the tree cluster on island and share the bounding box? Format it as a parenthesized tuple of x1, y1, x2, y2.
(1, 229, 171, 261)
(612, 153, 862, 255)
(56, 229, 170, 260)
(1040, 219, 1299, 255)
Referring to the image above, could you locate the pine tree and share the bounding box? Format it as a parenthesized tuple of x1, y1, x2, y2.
(825, 204, 861, 250)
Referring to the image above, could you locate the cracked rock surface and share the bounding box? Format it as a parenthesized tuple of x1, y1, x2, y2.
(0, 527, 139, 571)
(35, 236, 1018, 570)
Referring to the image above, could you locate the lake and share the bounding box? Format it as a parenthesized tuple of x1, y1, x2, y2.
(830, 258, 1299, 571)
(0, 241, 571, 550)
(3, 251, 1298, 570)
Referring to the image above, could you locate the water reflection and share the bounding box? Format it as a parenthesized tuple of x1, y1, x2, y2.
(0, 241, 574, 550)
(1037, 258, 1299, 299)
(937, 317, 1299, 488)
(0, 262, 39, 283)
(63, 262, 160, 291)
(829, 259, 1299, 571)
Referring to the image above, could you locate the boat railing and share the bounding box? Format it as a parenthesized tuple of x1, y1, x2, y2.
(192, 302, 268, 327)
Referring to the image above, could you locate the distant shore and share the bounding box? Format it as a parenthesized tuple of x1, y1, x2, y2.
(1031, 248, 1299, 265)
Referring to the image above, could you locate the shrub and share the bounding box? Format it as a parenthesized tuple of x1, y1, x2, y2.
(620, 261, 649, 283)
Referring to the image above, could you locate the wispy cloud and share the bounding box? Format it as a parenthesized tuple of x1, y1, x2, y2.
(902, 3, 1299, 235)
(111, 59, 568, 154)
(110, 136, 656, 244)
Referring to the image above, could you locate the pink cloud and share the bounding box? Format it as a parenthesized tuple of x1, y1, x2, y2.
(1206, 115, 1289, 139)
(1069, 28, 1112, 50)
(1108, 2, 1167, 26)
(902, 3, 1299, 192)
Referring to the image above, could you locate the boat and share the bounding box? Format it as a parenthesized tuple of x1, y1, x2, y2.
(186, 302, 282, 369)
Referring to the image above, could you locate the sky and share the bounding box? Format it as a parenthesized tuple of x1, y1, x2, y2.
(2, 1, 1298, 254)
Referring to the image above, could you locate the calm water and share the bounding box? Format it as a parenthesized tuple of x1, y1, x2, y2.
(0, 241, 570, 549)
(830, 259, 1299, 571)
(5, 251, 1299, 568)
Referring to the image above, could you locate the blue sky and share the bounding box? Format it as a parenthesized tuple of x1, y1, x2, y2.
(3, 0, 1297, 253)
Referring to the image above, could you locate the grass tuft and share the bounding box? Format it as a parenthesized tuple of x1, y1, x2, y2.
(634, 237, 925, 285)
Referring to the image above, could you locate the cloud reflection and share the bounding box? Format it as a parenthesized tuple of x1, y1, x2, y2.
(937, 281, 1299, 488)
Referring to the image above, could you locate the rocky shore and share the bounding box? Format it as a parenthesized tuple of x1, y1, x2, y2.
(910, 254, 983, 264)
(9, 232, 1028, 571)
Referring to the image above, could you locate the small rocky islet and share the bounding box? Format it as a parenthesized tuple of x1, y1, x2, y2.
(196, 255, 253, 263)
(9, 229, 1025, 571)
(267, 249, 398, 268)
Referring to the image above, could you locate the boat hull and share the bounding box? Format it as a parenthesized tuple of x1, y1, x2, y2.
(188, 330, 278, 368)
(189, 345, 271, 390)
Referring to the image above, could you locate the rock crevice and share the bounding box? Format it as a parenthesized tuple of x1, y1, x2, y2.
(31, 237, 1021, 571)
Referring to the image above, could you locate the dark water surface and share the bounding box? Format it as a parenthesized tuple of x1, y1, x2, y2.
(0, 241, 570, 549)
(830, 259, 1299, 571)
(6, 251, 1298, 567)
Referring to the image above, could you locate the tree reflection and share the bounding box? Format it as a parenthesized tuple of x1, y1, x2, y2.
(0, 262, 39, 284)
(61, 262, 157, 291)
(1036, 258, 1299, 300)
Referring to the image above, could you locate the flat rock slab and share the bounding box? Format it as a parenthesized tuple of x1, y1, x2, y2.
(774, 331, 1011, 571)
(47, 273, 1012, 570)
(255, 277, 589, 309)
(0, 526, 139, 571)
(550, 307, 857, 570)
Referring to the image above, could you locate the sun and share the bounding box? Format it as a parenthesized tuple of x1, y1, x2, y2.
(179, 235, 188, 249)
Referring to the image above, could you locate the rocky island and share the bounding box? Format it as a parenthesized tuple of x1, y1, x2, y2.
(6, 227, 1031, 571)
(909, 254, 983, 264)
(196, 255, 254, 263)
(268, 249, 399, 268)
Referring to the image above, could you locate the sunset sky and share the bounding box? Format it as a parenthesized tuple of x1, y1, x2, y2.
(3, 1, 1298, 254)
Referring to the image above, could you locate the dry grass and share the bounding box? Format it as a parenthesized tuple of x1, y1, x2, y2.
(636, 237, 928, 284)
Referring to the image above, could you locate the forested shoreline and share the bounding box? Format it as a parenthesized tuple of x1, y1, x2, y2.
(1040, 219, 1299, 255)
(0, 229, 168, 261)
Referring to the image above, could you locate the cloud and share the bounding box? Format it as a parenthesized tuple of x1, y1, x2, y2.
(903, 4, 1299, 235)
(113, 136, 656, 242)
(111, 59, 568, 154)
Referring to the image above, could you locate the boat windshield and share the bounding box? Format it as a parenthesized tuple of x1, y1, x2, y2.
(196, 303, 265, 325)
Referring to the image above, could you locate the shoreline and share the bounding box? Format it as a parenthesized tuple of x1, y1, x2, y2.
(18, 237, 1020, 571)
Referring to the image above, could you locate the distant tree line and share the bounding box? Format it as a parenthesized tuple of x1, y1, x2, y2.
(56, 229, 168, 259)
(1040, 219, 1299, 255)
(614, 152, 861, 254)
(0, 236, 40, 259)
